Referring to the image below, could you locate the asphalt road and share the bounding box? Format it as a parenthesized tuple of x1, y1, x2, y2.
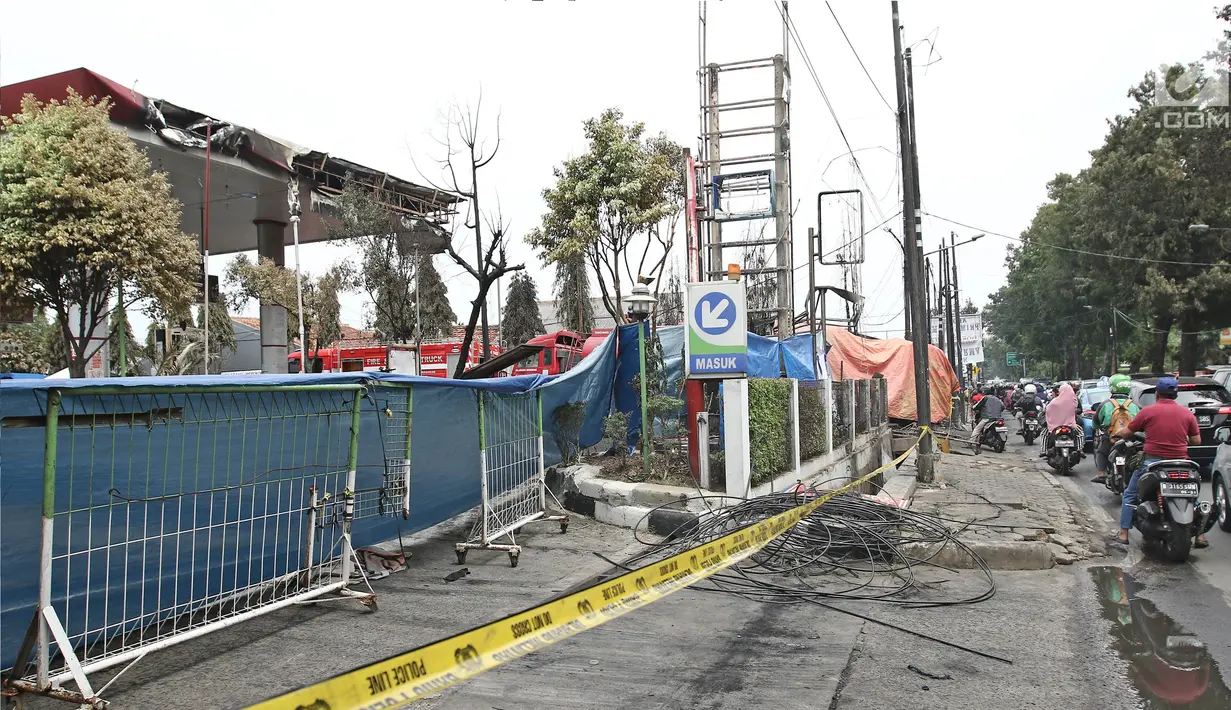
(1011, 427, 1231, 709)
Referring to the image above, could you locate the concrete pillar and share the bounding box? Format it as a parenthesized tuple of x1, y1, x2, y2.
(723, 379, 751, 498)
(255, 220, 288, 374)
(789, 378, 801, 475)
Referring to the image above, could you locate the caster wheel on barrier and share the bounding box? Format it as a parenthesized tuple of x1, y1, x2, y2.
(560, 521, 569, 534)
(508, 551, 520, 568)
(455, 550, 467, 565)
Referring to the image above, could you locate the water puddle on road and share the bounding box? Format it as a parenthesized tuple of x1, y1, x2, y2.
(1091, 566, 1231, 708)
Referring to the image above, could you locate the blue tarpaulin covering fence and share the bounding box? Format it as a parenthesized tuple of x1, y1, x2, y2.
(0, 332, 618, 670)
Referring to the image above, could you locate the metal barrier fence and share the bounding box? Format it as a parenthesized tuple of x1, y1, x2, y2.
(4, 384, 386, 707)
(455, 389, 568, 567)
(854, 379, 870, 435)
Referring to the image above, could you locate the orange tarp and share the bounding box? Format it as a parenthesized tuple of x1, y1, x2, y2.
(825, 328, 959, 423)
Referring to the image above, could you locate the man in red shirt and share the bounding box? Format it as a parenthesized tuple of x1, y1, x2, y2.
(1112, 377, 1205, 546)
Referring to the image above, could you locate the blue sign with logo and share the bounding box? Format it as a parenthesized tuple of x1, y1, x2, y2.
(685, 281, 748, 379)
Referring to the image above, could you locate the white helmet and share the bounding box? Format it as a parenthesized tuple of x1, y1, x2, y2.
(1024, 384, 1037, 394)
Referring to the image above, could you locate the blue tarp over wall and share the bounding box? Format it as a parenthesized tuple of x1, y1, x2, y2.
(0, 333, 618, 669)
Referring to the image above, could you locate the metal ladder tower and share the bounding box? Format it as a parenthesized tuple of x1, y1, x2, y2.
(695, 0, 793, 339)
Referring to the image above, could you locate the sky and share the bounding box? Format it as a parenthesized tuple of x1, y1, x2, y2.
(3, 0, 1227, 341)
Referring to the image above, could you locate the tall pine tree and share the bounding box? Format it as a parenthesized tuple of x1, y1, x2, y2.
(553, 256, 594, 333)
(414, 257, 457, 341)
(502, 272, 545, 346)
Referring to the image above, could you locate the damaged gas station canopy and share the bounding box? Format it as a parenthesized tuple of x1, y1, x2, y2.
(0, 67, 460, 255)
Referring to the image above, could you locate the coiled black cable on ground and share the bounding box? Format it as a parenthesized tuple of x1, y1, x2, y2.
(626, 480, 998, 609)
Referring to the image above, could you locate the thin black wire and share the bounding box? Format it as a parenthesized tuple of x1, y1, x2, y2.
(924, 212, 1228, 268)
(825, 1, 894, 113)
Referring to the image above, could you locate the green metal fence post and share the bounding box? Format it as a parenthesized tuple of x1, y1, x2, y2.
(402, 385, 413, 519)
(638, 321, 650, 477)
(38, 390, 61, 690)
(536, 389, 547, 510)
(477, 390, 489, 545)
(340, 388, 363, 586)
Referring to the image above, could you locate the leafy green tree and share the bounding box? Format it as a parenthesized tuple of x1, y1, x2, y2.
(553, 256, 595, 333)
(197, 300, 237, 374)
(225, 255, 348, 353)
(0, 92, 199, 377)
(0, 312, 53, 373)
(527, 108, 683, 323)
(412, 257, 458, 341)
(501, 272, 544, 346)
(328, 182, 452, 342)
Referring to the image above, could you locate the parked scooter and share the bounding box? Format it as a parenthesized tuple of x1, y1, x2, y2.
(1129, 456, 1216, 562)
(1046, 425, 1083, 475)
(1020, 408, 1043, 446)
(978, 418, 1008, 454)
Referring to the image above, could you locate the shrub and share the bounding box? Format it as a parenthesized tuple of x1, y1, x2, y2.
(602, 411, 630, 461)
(798, 382, 828, 460)
(552, 401, 587, 465)
(748, 378, 793, 486)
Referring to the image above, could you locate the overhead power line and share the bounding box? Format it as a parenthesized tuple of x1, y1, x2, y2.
(923, 212, 1229, 268)
(825, 1, 894, 113)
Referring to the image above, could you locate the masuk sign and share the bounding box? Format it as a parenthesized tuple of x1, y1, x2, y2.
(685, 280, 748, 379)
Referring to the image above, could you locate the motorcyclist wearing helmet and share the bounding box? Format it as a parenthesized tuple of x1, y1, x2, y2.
(1013, 382, 1045, 433)
(1091, 374, 1140, 484)
(1112, 376, 1207, 548)
(971, 385, 1006, 452)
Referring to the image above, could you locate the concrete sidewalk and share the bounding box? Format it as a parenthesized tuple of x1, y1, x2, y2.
(906, 442, 1109, 568)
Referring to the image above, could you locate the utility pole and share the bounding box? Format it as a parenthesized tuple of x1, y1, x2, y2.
(892, 1, 934, 482)
(943, 243, 956, 369)
(950, 231, 964, 385)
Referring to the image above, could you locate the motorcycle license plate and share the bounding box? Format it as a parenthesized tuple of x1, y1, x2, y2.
(1115, 457, 1126, 465)
(1160, 482, 1200, 497)
(1057, 441, 1074, 448)
(995, 427, 1008, 433)
(1198, 415, 1212, 426)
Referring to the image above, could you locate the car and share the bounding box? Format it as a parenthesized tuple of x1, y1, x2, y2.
(1079, 386, 1112, 452)
(1211, 367, 1231, 390)
(1128, 376, 1231, 476)
(1213, 426, 1231, 532)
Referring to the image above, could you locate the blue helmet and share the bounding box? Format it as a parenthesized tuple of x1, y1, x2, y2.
(1156, 376, 1179, 394)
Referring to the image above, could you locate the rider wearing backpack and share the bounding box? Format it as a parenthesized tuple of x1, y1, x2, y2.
(1091, 374, 1139, 484)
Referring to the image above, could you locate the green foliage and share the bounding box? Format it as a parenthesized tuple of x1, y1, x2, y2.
(197, 300, 236, 374)
(798, 384, 829, 460)
(225, 255, 349, 352)
(602, 411, 630, 461)
(526, 108, 683, 323)
(985, 15, 1231, 376)
(327, 183, 426, 342)
(0, 312, 52, 373)
(414, 257, 458, 341)
(0, 91, 199, 376)
(553, 256, 595, 333)
(748, 378, 792, 486)
(552, 401, 587, 466)
(502, 272, 544, 346)
(107, 304, 143, 376)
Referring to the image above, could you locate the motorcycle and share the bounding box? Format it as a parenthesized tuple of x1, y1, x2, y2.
(1130, 457, 1216, 562)
(1046, 425, 1083, 475)
(1020, 409, 1043, 446)
(1106, 435, 1139, 496)
(977, 418, 1008, 454)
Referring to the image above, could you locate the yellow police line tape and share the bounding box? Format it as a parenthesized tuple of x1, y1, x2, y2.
(249, 428, 931, 710)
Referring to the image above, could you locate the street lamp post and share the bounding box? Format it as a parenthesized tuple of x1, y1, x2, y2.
(627, 282, 658, 478)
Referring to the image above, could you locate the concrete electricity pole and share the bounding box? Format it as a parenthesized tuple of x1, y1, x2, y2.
(892, 1, 934, 482)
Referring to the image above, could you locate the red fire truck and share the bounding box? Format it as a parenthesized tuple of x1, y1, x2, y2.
(288, 340, 503, 378)
(459, 329, 613, 379)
